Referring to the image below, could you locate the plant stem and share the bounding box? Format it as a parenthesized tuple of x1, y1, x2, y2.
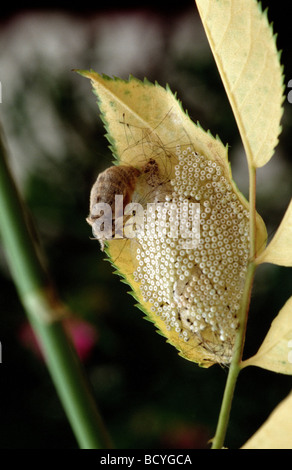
(248, 166, 257, 261)
(211, 261, 256, 449)
(28, 301, 113, 449)
(211, 166, 257, 449)
(0, 125, 112, 449)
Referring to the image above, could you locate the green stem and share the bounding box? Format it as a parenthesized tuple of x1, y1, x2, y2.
(211, 261, 256, 449)
(0, 125, 112, 449)
(248, 166, 257, 261)
(211, 166, 257, 449)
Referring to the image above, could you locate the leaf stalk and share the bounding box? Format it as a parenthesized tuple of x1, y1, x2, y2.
(211, 165, 257, 449)
(0, 124, 112, 449)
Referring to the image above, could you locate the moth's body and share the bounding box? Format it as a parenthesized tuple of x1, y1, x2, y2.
(87, 159, 167, 250)
(87, 165, 140, 249)
(88, 165, 140, 219)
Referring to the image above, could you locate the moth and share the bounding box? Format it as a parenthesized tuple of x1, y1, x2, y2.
(86, 158, 170, 250)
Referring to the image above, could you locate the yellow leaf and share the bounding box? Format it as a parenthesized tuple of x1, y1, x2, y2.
(242, 296, 292, 374)
(242, 391, 292, 449)
(78, 71, 230, 170)
(256, 199, 292, 267)
(79, 72, 267, 366)
(195, 0, 284, 168)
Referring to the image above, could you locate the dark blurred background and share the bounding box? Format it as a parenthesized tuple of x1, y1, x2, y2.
(0, 0, 291, 449)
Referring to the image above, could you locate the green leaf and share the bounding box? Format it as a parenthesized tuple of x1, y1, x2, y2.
(242, 392, 292, 449)
(241, 296, 292, 375)
(256, 199, 292, 267)
(195, 0, 284, 168)
(79, 71, 267, 366)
